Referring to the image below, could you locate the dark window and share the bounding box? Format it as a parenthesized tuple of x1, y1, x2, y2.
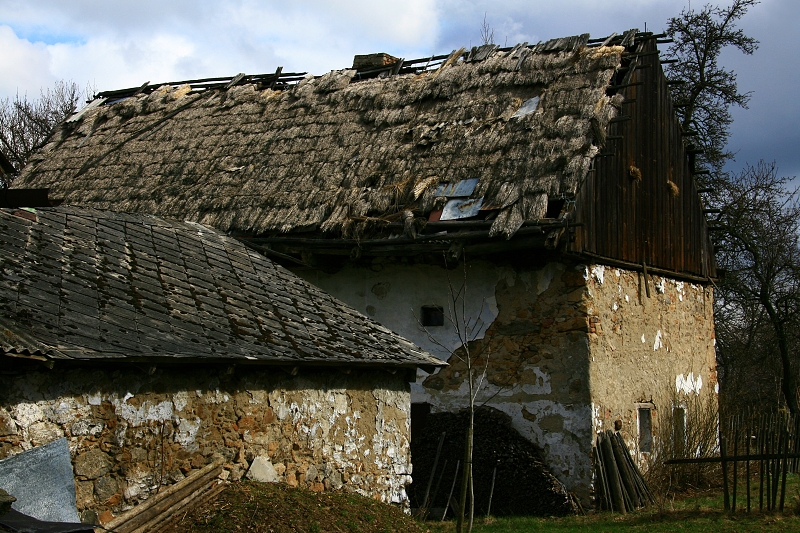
(421, 306, 444, 327)
(639, 407, 653, 453)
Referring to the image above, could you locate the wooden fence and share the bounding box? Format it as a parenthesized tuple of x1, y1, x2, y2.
(665, 411, 800, 513)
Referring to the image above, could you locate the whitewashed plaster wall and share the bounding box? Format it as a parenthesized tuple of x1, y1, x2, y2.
(295, 260, 504, 398)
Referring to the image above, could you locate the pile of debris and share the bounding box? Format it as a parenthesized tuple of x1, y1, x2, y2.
(409, 406, 575, 517)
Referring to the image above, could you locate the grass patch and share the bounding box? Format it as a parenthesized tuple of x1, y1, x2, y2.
(427, 511, 800, 533)
(427, 474, 800, 533)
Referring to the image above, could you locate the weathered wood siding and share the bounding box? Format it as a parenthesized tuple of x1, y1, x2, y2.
(574, 38, 716, 279)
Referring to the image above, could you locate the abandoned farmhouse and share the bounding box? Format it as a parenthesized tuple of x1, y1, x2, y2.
(3, 29, 717, 510)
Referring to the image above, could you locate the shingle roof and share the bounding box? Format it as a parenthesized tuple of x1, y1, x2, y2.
(14, 34, 631, 240)
(0, 207, 442, 368)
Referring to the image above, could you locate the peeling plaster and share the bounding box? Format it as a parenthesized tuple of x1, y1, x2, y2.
(654, 278, 665, 294)
(676, 373, 703, 395)
(2, 369, 414, 510)
(590, 265, 605, 284)
(653, 330, 663, 351)
(294, 261, 504, 365)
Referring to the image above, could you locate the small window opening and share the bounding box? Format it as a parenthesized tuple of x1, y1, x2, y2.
(421, 306, 444, 327)
(545, 199, 565, 218)
(638, 407, 653, 453)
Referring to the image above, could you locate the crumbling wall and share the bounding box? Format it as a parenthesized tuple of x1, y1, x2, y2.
(300, 260, 596, 502)
(417, 261, 594, 503)
(585, 265, 717, 455)
(0, 365, 411, 522)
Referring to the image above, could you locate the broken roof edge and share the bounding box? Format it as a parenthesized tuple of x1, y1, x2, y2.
(0, 350, 445, 373)
(85, 30, 660, 103)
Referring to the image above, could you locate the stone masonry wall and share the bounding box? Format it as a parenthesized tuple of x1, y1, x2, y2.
(585, 265, 717, 457)
(298, 259, 596, 502)
(296, 259, 717, 506)
(419, 261, 594, 503)
(0, 364, 412, 522)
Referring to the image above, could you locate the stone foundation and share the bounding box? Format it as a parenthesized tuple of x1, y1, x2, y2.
(0, 364, 412, 520)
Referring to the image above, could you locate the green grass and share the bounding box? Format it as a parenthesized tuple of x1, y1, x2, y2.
(428, 511, 800, 533)
(168, 475, 800, 533)
(427, 475, 800, 533)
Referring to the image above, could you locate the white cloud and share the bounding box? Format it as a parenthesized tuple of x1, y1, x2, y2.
(0, 0, 440, 99)
(0, 26, 56, 98)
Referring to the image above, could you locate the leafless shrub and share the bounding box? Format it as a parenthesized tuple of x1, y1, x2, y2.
(642, 388, 720, 507)
(479, 13, 494, 46)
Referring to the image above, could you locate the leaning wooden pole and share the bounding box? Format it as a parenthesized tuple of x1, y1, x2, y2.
(442, 460, 460, 522)
(421, 432, 446, 515)
(600, 432, 626, 514)
(732, 415, 738, 514)
(610, 432, 639, 509)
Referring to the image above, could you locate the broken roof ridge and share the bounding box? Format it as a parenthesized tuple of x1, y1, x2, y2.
(89, 30, 663, 103)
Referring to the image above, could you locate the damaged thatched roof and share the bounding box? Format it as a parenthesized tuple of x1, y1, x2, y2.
(14, 33, 632, 240)
(0, 207, 442, 369)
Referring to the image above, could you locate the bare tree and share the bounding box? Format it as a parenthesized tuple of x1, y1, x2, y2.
(713, 161, 800, 414)
(479, 13, 494, 46)
(664, 0, 759, 180)
(0, 80, 84, 187)
(418, 259, 490, 533)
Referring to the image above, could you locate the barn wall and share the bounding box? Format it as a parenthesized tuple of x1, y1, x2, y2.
(574, 38, 716, 279)
(0, 366, 411, 522)
(585, 265, 717, 456)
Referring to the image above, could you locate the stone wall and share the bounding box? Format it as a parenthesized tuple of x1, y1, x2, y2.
(296, 259, 596, 503)
(585, 265, 717, 456)
(296, 259, 718, 505)
(0, 364, 412, 522)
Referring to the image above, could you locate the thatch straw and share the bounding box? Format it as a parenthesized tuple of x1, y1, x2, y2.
(16, 39, 624, 238)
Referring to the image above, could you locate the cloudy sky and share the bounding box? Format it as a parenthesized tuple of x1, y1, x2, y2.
(1, 0, 797, 178)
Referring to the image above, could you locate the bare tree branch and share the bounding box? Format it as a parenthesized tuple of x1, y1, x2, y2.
(664, 0, 759, 181)
(0, 80, 85, 187)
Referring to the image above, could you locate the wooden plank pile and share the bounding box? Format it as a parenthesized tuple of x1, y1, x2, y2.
(101, 461, 225, 533)
(594, 430, 654, 513)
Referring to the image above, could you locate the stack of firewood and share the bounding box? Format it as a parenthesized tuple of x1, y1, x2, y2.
(409, 407, 575, 517)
